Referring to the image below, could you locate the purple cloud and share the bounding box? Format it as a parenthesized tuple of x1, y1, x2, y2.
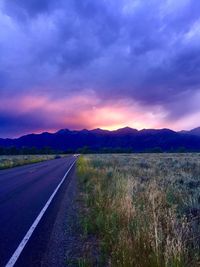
(0, 0, 200, 137)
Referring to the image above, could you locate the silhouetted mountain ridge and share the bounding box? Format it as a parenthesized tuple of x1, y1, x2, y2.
(181, 127, 200, 137)
(0, 127, 200, 152)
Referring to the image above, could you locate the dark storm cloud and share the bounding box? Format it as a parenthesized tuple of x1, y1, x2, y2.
(0, 112, 49, 137)
(1, 0, 200, 136)
(3, 0, 57, 19)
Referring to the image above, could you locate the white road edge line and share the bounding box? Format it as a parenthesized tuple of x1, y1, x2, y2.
(5, 158, 77, 267)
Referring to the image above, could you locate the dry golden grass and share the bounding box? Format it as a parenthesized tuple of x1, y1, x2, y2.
(78, 154, 200, 267)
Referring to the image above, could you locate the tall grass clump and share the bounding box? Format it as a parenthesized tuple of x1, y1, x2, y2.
(78, 154, 200, 267)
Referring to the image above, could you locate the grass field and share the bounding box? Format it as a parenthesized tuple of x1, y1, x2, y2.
(78, 154, 200, 267)
(0, 155, 63, 169)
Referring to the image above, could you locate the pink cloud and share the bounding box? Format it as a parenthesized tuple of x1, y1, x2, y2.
(2, 89, 197, 137)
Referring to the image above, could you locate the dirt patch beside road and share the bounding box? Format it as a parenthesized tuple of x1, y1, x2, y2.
(41, 168, 99, 267)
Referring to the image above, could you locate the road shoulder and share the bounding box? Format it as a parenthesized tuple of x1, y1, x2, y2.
(41, 168, 83, 266)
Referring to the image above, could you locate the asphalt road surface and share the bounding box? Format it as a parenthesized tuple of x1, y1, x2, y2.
(0, 156, 76, 266)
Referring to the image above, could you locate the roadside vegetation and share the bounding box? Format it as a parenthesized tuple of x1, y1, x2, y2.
(0, 155, 63, 169)
(78, 154, 200, 267)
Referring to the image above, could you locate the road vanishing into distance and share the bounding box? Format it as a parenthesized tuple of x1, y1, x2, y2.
(0, 156, 77, 267)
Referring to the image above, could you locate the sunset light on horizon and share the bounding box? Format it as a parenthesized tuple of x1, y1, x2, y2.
(1, 0, 200, 137)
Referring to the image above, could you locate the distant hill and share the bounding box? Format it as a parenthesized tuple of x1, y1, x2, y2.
(1, 127, 200, 152)
(180, 127, 200, 137)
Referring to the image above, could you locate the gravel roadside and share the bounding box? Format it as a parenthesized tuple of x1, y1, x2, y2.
(40, 167, 99, 267)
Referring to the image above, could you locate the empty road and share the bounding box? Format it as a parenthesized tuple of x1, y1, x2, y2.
(0, 156, 76, 266)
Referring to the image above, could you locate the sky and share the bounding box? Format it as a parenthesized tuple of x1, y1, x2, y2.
(0, 0, 200, 138)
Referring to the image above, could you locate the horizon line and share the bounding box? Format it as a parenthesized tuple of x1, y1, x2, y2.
(1, 125, 199, 140)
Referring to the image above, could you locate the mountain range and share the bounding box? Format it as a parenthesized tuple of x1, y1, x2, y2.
(1, 127, 200, 152)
